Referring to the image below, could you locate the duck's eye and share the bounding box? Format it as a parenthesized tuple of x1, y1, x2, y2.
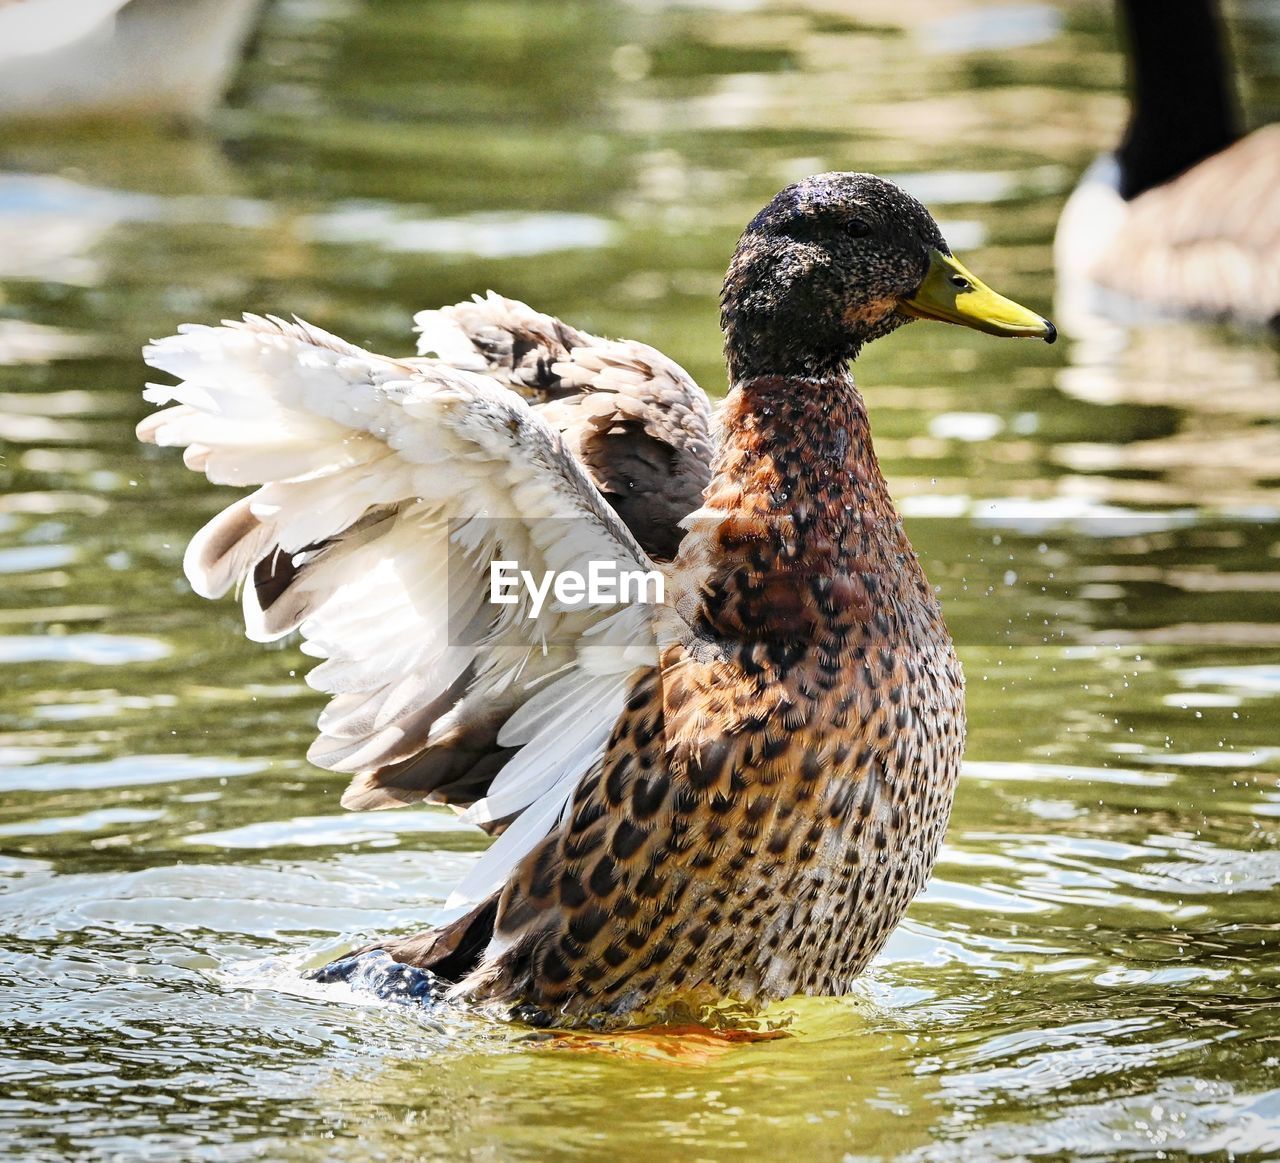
(949, 274, 972, 291)
(845, 217, 871, 239)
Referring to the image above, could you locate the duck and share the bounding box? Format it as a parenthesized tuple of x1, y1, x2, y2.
(1055, 0, 1280, 329)
(0, 0, 262, 120)
(138, 172, 1054, 1029)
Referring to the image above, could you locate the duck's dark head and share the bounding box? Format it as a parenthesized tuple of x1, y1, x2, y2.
(721, 172, 1055, 382)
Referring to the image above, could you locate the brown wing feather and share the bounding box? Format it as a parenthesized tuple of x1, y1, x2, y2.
(414, 293, 714, 559)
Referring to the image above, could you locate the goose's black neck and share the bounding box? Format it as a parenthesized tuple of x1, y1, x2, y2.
(1115, 0, 1240, 200)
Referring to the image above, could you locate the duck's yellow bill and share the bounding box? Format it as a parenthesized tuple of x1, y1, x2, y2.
(901, 249, 1056, 342)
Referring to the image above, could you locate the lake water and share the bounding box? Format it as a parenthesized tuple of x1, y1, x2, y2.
(2, 1, 1279, 1158)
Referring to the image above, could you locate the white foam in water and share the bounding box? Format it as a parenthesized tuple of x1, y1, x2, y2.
(891, 170, 1018, 205)
(962, 759, 1177, 787)
(217, 949, 450, 1020)
(921, 4, 1062, 53)
(217, 950, 372, 1004)
(0, 544, 77, 573)
(971, 497, 1199, 537)
(0, 633, 170, 665)
(0, 807, 163, 838)
(0, 754, 261, 792)
(928, 411, 1004, 442)
(895, 494, 1204, 536)
(1133, 747, 1280, 770)
(1177, 666, 1280, 698)
(302, 206, 614, 258)
(186, 809, 475, 850)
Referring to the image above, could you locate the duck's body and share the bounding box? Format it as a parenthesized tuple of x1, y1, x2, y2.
(411, 372, 963, 1022)
(1055, 0, 1280, 329)
(140, 173, 1051, 1028)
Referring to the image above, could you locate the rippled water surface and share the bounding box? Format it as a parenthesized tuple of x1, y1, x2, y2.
(2, 1, 1279, 1158)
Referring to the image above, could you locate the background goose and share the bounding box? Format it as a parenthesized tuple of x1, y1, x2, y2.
(0, 0, 262, 120)
(139, 172, 1054, 1029)
(1055, 0, 1280, 329)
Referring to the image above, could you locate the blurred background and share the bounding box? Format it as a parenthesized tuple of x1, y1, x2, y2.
(1, 1, 1278, 1158)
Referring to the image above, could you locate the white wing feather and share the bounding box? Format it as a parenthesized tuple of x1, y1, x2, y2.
(139, 313, 663, 905)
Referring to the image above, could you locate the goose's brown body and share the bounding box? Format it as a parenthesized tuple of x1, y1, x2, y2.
(383, 372, 964, 1024)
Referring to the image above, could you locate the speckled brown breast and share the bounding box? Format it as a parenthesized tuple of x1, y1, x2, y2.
(468, 372, 965, 1026)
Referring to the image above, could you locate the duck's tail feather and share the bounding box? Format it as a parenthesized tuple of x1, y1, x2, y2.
(317, 896, 500, 987)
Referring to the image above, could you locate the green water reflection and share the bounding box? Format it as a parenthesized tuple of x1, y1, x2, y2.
(1, 0, 1278, 1158)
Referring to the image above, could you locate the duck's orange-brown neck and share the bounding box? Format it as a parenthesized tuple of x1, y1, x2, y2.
(680, 372, 920, 648)
(711, 372, 895, 517)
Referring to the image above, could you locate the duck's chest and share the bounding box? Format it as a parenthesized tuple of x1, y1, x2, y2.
(647, 379, 966, 993)
(668, 389, 966, 791)
(666, 516, 965, 835)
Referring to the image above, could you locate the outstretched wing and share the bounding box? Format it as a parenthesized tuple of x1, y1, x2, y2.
(139, 314, 666, 908)
(413, 292, 714, 560)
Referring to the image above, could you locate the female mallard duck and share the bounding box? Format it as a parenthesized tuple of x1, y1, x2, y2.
(1055, 0, 1280, 328)
(139, 173, 1054, 1028)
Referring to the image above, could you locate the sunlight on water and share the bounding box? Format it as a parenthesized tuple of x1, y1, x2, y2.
(1, 0, 1278, 1158)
